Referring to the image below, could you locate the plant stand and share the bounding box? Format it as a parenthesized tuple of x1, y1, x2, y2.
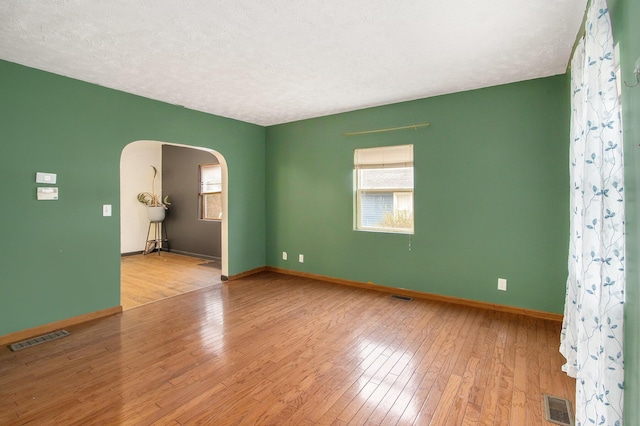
(144, 220, 169, 255)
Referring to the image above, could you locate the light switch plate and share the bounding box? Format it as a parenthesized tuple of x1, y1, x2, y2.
(36, 172, 57, 184)
(498, 278, 507, 291)
(103, 204, 112, 216)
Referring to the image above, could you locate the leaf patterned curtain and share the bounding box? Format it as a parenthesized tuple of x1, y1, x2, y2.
(560, 0, 625, 424)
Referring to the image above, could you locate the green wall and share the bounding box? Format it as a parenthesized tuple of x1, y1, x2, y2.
(266, 75, 570, 313)
(610, 0, 640, 424)
(4, 8, 639, 421)
(0, 60, 266, 336)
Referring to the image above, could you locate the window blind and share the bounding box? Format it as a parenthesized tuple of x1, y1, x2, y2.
(354, 144, 413, 169)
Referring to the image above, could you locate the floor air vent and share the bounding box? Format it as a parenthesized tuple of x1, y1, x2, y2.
(544, 394, 573, 426)
(9, 329, 70, 352)
(390, 294, 413, 301)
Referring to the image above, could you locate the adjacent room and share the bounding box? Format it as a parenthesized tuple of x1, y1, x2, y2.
(1, 0, 639, 424)
(120, 141, 226, 309)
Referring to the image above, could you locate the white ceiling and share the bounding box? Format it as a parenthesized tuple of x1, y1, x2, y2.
(0, 1, 587, 126)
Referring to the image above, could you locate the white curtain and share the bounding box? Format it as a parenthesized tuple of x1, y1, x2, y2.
(560, 0, 625, 424)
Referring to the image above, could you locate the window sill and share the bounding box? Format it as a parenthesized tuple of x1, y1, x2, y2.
(355, 227, 414, 235)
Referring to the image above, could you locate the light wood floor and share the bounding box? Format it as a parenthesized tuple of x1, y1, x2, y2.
(1, 270, 575, 425)
(121, 252, 222, 310)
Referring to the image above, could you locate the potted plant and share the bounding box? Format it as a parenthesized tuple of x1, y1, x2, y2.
(137, 165, 170, 222)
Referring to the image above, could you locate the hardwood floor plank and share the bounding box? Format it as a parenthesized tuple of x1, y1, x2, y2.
(510, 319, 529, 425)
(477, 315, 509, 425)
(525, 318, 544, 425)
(406, 306, 475, 425)
(429, 373, 463, 425)
(448, 356, 480, 425)
(493, 315, 519, 426)
(343, 370, 399, 424)
(121, 252, 222, 310)
(365, 303, 448, 425)
(0, 258, 576, 425)
(377, 304, 459, 425)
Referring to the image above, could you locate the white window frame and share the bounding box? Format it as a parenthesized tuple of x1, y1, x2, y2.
(199, 163, 222, 221)
(354, 144, 414, 234)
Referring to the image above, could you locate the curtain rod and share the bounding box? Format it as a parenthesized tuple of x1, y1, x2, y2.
(343, 123, 430, 137)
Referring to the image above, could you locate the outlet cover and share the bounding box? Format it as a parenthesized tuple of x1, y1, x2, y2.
(299, 254, 304, 263)
(282, 251, 287, 260)
(498, 278, 507, 291)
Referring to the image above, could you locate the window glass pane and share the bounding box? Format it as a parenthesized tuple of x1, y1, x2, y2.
(360, 192, 394, 227)
(354, 145, 414, 233)
(201, 164, 221, 193)
(359, 191, 413, 230)
(359, 167, 413, 190)
(203, 193, 222, 220)
(200, 164, 222, 220)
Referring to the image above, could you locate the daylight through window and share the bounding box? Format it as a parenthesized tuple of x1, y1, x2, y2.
(200, 164, 222, 220)
(354, 145, 414, 233)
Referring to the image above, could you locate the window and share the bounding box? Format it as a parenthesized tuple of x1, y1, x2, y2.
(354, 144, 414, 233)
(200, 164, 222, 220)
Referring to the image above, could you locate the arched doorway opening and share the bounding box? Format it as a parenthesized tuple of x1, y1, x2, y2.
(119, 140, 229, 309)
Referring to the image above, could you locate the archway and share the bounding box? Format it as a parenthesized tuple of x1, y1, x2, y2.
(119, 140, 229, 308)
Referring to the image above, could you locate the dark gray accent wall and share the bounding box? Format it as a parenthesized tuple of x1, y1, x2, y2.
(162, 144, 221, 258)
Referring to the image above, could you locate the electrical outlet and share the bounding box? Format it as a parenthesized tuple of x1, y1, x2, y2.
(299, 254, 304, 263)
(282, 251, 287, 260)
(498, 278, 507, 291)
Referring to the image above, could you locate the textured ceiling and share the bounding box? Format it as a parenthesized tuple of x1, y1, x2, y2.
(0, 1, 587, 126)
